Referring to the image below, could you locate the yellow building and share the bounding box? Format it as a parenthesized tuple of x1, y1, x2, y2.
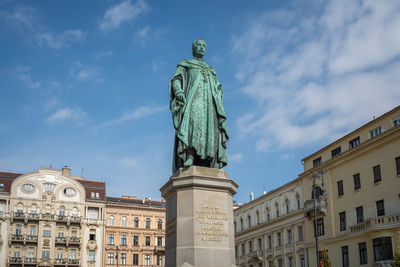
(234, 178, 306, 267)
(105, 195, 165, 267)
(0, 167, 106, 267)
(300, 105, 400, 267)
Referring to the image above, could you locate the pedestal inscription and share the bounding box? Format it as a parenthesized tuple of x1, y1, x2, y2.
(160, 166, 238, 267)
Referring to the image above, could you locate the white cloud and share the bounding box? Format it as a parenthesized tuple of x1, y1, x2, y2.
(46, 107, 87, 125)
(99, 104, 167, 127)
(232, 0, 400, 150)
(230, 153, 243, 163)
(16, 66, 40, 89)
(99, 0, 148, 31)
(70, 62, 101, 82)
(1, 5, 86, 50)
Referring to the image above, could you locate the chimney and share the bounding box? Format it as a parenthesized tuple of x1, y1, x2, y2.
(250, 192, 254, 201)
(62, 166, 70, 176)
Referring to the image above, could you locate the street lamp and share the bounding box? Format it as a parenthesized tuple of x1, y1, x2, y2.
(312, 169, 327, 267)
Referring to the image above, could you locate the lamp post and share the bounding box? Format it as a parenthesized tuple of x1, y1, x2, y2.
(312, 169, 327, 267)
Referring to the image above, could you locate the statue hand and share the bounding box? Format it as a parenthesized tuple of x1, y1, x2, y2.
(175, 92, 186, 105)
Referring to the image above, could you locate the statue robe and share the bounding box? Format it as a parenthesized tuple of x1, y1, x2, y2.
(169, 59, 229, 174)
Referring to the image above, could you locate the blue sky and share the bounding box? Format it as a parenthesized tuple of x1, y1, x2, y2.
(1, 0, 399, 204)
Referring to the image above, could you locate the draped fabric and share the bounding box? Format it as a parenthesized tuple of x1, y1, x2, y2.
(169, 59, 229, 174)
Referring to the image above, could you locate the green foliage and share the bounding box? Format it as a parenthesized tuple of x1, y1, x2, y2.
(319, 249, 332, 267)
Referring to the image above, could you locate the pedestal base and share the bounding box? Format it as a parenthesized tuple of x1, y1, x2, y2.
(160, 166, 238, 267)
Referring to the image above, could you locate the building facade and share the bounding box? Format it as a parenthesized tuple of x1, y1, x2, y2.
(234, 178, 306, 267)
(300, 106, 400, 267)
(0, 167, 106, 267)
(104, 196, 165, 267)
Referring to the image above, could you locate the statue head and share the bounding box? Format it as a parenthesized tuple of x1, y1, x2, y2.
(192, 38, 206, 58)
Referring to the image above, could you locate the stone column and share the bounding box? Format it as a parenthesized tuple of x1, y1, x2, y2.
(160, 166, 238, 267)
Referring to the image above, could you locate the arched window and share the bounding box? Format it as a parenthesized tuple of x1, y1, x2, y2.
(266, 208, 270, 221)
(134, 217, 139, 228)
(157, 219, 162, 230)
(256, 210, 260, 225)
(240, 218, 244, 231)
(234, 221, 237, 233)
(296, 195, 301, 210)
(285, 199, 290, 214)
(247, 215, 251, 228)
(109, 216, 115, 226)
(275, 203, 279, 218)
(121, 216, 127, 227)
(146, 218, 151, 229)
(59, 206, 65, 216)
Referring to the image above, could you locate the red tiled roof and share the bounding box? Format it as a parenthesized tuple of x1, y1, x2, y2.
(77, 179, 106, 201)
(0, 171, 21, 193)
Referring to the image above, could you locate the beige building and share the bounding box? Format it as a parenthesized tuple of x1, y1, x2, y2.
(0, 167, 106, 267)
(300, 106, 400, 267)
(104, 195, 165, 267)
(234, 178, 306, 267)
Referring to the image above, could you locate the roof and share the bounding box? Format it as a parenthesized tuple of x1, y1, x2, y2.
(0, 171, 22, 193)
(106, 196, 166, 208)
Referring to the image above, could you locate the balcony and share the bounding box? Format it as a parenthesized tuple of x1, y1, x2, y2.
(248, 250, 264, 262)
(9, 257, 23, 263)
(350, 214, 400, 233)
(69, 237, 81, 246)
(69, 216, 81, 224)
(68, 259, 80, 265)
(304, 196, 327, 218)
(25, 257, 37, 264)
(54, 258, 67, 265)
(12, 211, 25, 221)
(10, 234, 24, 242)
(27, 213, 39, 221)
(25, 235, 38, 243)
(42, 213, 53, 220)
(56, 215, 68, 222)
(55, 236, 67, 244)
(154, 246, 165, 253)
(373, 260, 395, 267)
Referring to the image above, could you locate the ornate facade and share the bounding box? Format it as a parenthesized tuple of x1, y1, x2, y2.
(0, 167, 106, 267)
(234, 179, 305, 267)
(104, 196, 165, 267)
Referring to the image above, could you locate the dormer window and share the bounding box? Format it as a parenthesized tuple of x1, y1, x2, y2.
(44, 183, 55, 192)
(313, 157, 322, 167)
(370, 126, 382, 138)
(0, 183, 4, 190)
(393, 116, 400, 127)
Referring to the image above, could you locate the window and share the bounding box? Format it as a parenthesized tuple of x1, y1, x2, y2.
(109, 216, 115, 226)
(144, 254, 150, 265)
(108, 234, 114, 244)
(349, 137, 360, 149)
(108, 253, 114, 264)
(248, 215, 251, 228)
(42, 250, 50, 259)
(234, 221, 237, 233)
(70, 249, 76, 259)
(157, 236, 163, 246)
(331, 147, 341, 158)
(88, 209, 97, 219)
(339, 212, 347, 231)
(241, 243, 245, 256)
(359, 242, 368, 265)
(296, 197, 301, 210)
(121, 253, 126, 265)
(146, 218, 151, 229)
(89, 250, 95, 262)
(342, 246, 349, 267)
(266, 208, 270, 221)
(314, 218, 324, 236)
(43, 183, 55, 192)
(133, 254, 139, 265)
(29, 225, 36, 236)
(288, 256, 293, 267)
(373, 237, 393, 261)
(298, 226, 303, 241)
(14, 250, 20, 258)
(300, 254, 305, 267)
(145, 236, 151, 246)
(370, 126, 382, 138)
(376, 200, 385, 216)
(256, 211, 260, 224)
(373, 165, 382, 183)
(133, 235, 139, 246)
(394, 117, 400, 127)
(16, 224, 22, 235)
(313, 157, 322, 167)
(257, 238, 262, 250)
(157, 255, 162, 266)
(287, 229, 292, 244)
(89, 230, 96, 241)
(158, 219, 162, 229)
(59, 206, 65, 216)
(134, 217, 139, 228)
(278, 258, 283, 267)
(277, 232, 281, 247)
(249, 240, 253, 253)
(268, 235, 272, 249)
(0, 183, 4, 190)
(43, 229, 51, 237)
(240, 218, 244, 230)
(235, 246, 238, 258)
(285, 200, 290, 214)
(22, 184, 35, 192)
(121, 216, 127, 226)
(121, 234, 127, 245)
(337, 180, 344, 196)
(356, 206, 364, 223)
(353, 173, 361, 190)
(276, 207, 279, 218)
(64, 187, 76, 196)
(396, 157, 400, 175)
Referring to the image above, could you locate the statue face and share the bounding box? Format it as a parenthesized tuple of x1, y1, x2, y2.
(193, 39, 206, 57)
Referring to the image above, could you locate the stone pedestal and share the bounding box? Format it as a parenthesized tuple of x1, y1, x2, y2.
(160, 166, 238, 267)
